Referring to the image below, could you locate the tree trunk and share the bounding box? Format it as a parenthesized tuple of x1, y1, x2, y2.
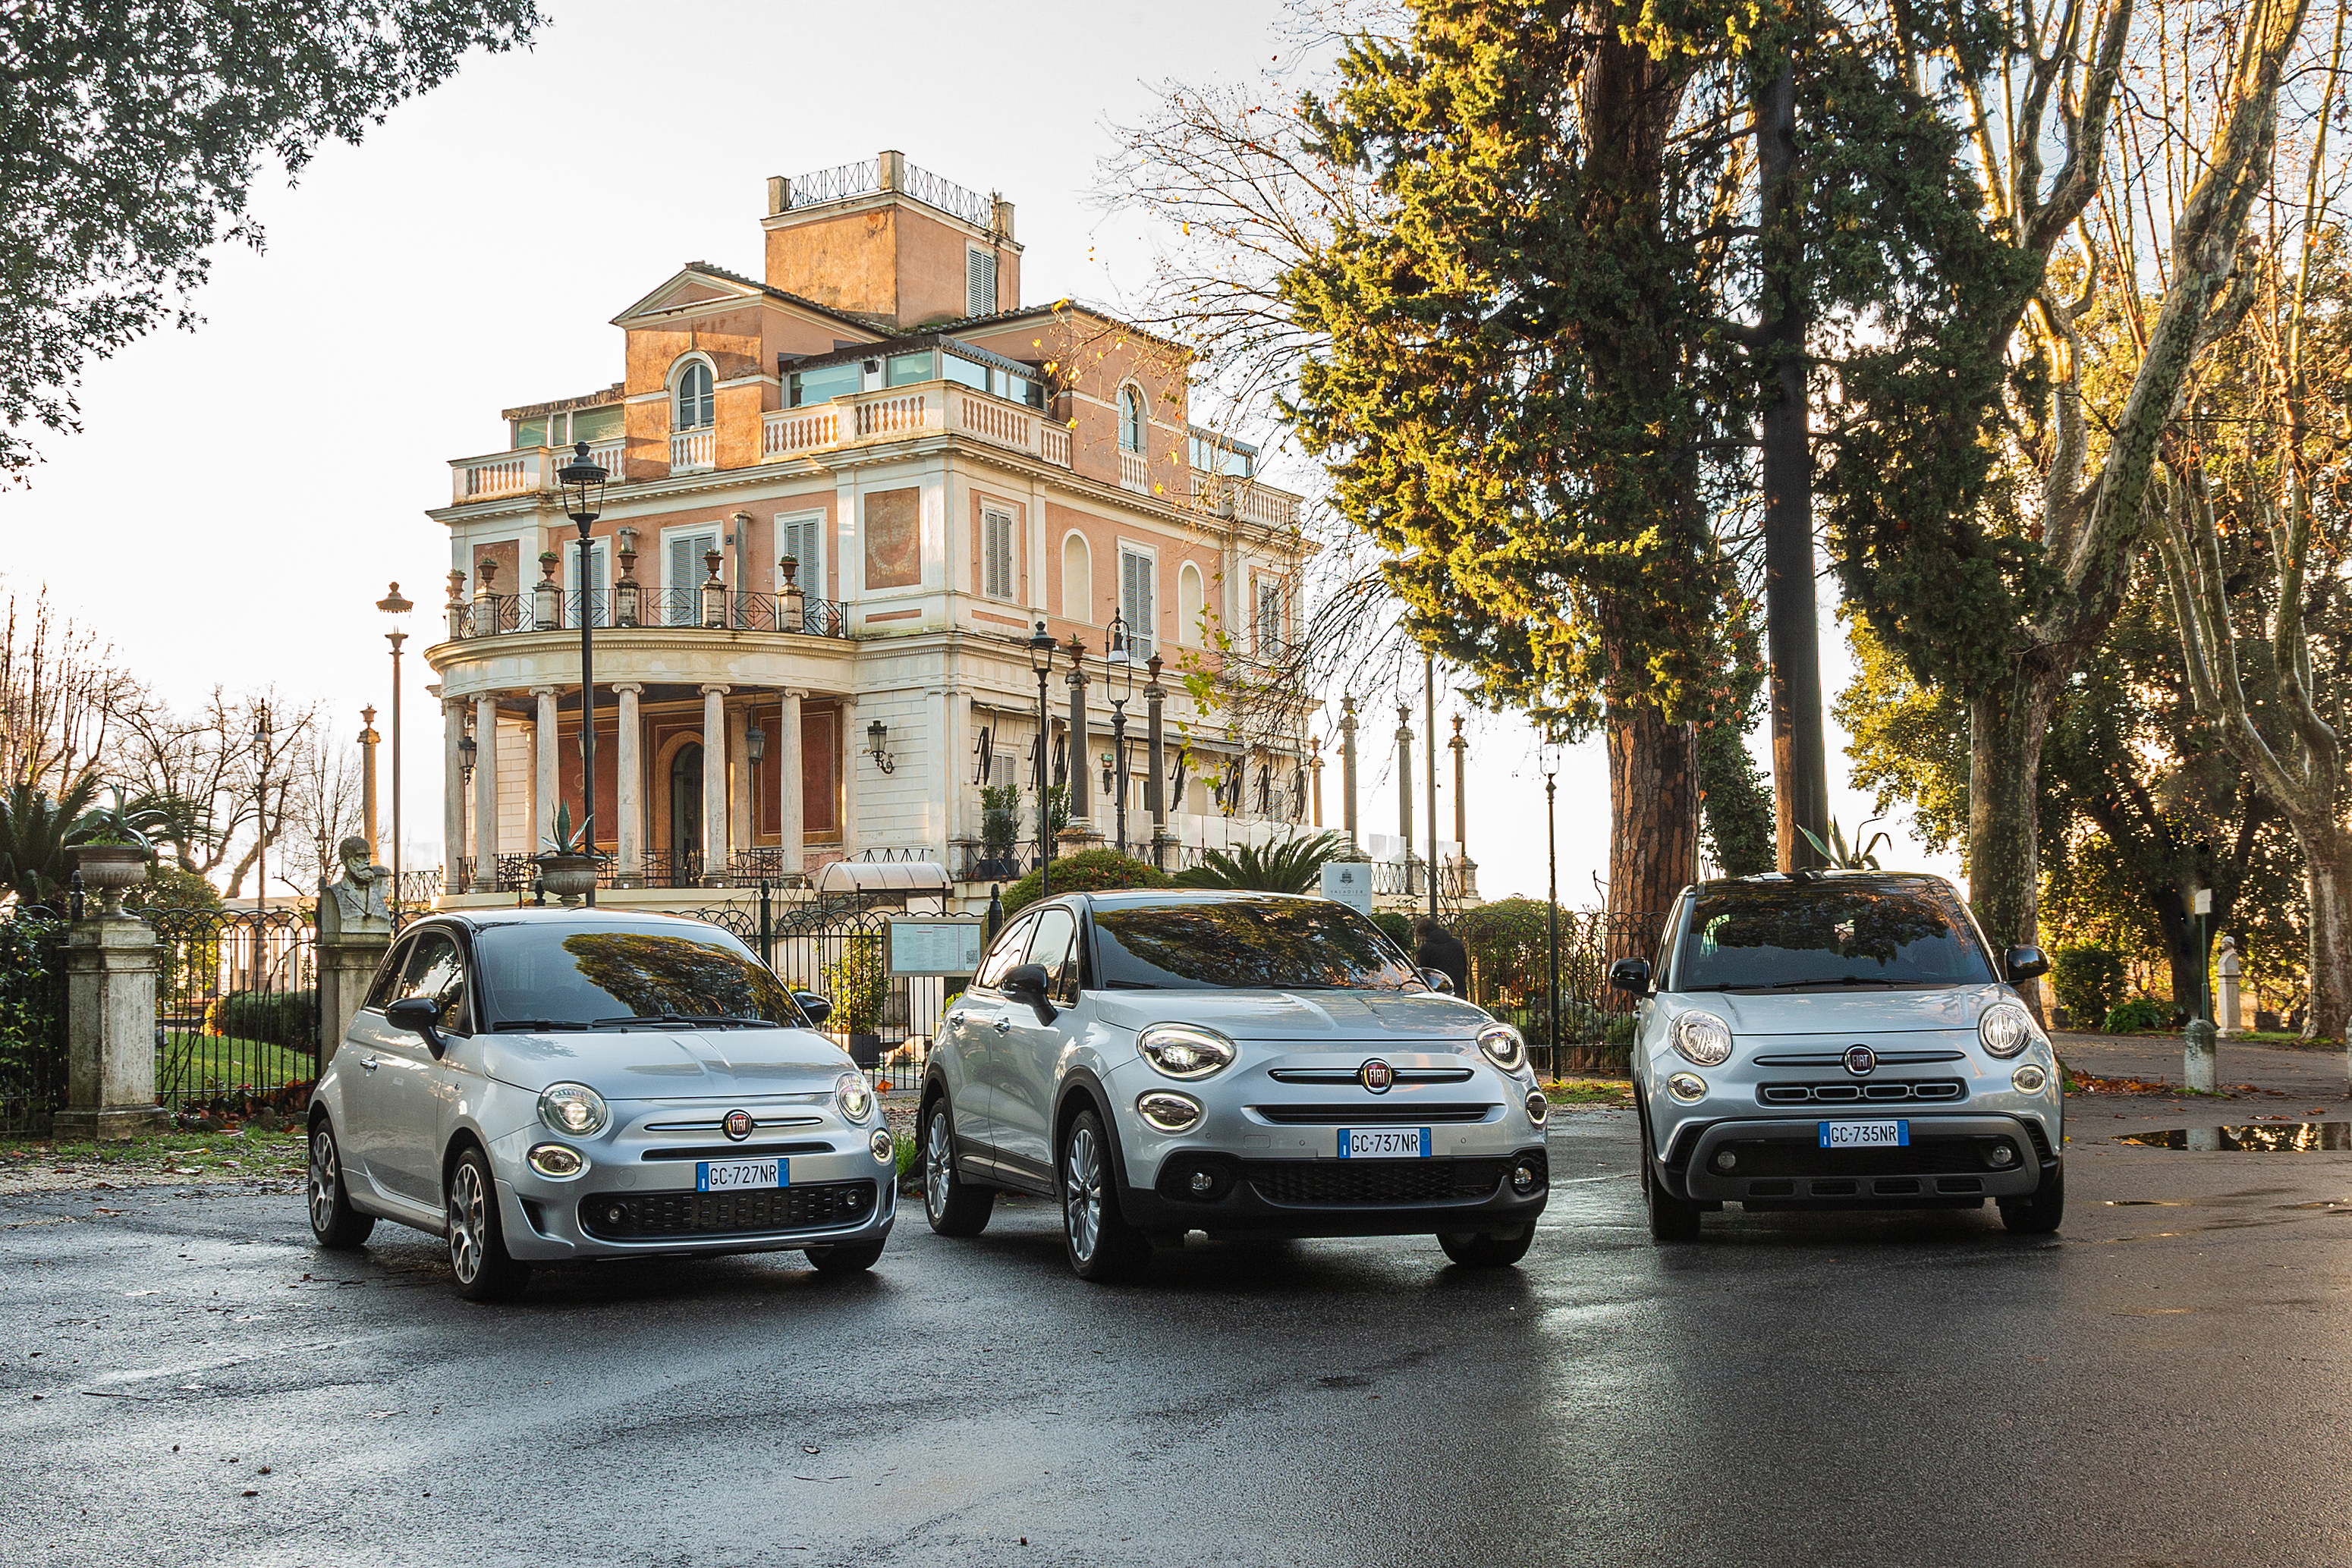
(1608, 705, 1698, 945)
(2300, 825, 2352, 1048)
(1967, 667, 2059, 996)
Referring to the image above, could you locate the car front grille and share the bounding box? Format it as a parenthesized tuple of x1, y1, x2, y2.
(1242, 1155, 1530, 1206)
(1251, 1102, 1498, 1125)
(577, 1180, 876, 1240)
(1757, 1080, 1966, 1106)
(1710, 1135, 2012, 1179)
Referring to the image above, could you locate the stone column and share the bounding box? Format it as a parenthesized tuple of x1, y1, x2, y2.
(443, 699, 467, 890)
(779, 689, 807, 876)
(1145, 657, 1169, 868)
(1065, 660, 1093, 836)
(727, 699, 752, 856)
(472, 695, 500, 891)
(1339, 696, 1362, 856)
(360, 706, 382, 865)
(613, 683, 643, 888)
(533, 686, 559, 853)
(838, 696, 863, 859)
(700, 684, 730, 884)
(55, 915, 165, 1140)
(1395, 704, 1417, 894)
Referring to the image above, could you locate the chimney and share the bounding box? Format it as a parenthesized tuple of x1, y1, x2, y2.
(992, 195, 1016, 240)
(766, 174, 788, 215)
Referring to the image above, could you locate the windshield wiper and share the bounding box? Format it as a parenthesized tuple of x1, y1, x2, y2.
(492, 1018, 594, 1032)
(589, 1013, 763, 1029)
(1753, 976, 1906, 990)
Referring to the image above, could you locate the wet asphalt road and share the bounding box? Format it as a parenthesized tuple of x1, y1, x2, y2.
(8, 1079, 2352, 1568)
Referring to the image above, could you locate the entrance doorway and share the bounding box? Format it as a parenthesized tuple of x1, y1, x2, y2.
(669, 743, 703, 873)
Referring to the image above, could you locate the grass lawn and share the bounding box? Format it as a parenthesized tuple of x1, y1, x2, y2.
(1544, 1076, 1635, 1105)
(153, 1030, 316, 1092)
(0, 1126, 309, 1189)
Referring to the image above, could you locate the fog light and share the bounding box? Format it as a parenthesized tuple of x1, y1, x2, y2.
(2011, 1064, 2049, 1095)
(1712, 1149, 1737, 1173)
(1189, 1170, 1215, 1193)
(1525, 1089, 1550, 1125)
(1667, 1073, 1707, 1102)
(869, 1129, 894, 1162)
(603, 1203, 626, 1225)
(1137, 1090, 1203, 1133)
(1986, 1142, 2017, 1168)
(527, 1142, 584, 1179)
(1511, 1162, 1539, 1195)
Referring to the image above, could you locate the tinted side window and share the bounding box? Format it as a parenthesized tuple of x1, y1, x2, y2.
(398, 931, 472, 1035)
(363, 935, 415, 1012)
(975, 915, 1036, 991)
(1026, 907, 1079, 1005)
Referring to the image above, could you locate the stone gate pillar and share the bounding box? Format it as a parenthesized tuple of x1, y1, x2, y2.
(317, 837, 395, 1049)
(56, 915, 166, 1140)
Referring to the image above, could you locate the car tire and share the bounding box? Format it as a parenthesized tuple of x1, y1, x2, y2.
(922, 1095, 995, 1237)
(306, 1117, 374, 1250)
(1060, 1106, 1149, 1283)
(445, 1145, 531, 1302)
(804, 1240, 887, 1273)
(1437, 1225, 1534, 1268)
(1642, 1148, 1703, 1242)
(1999, 1165, 2065, 1234)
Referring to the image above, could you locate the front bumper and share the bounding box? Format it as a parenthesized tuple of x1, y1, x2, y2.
(1658, 1114, 2055, 1208)
(1118, 1144, 1551, 1236)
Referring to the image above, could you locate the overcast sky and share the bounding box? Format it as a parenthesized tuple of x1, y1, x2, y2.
(5, 0, 1957, 903)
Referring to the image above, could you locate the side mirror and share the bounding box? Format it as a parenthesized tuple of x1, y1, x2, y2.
(1001, 962, 1058, 1023)
(1608, 957, 1652, 995)
(383, 995, 448, 1058)
(794, 991, 834, 1027)
(1418, 967, 1455, 995)
(2004, 945, 2051, 983)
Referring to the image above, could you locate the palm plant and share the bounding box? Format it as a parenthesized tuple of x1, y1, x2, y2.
(1171, 831, 1349, 896)
(1797, 817, 1893, 871)
(0, 771, 102, 907)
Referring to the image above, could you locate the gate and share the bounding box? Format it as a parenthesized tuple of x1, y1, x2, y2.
(150, 907, 319, 1114)
(689, 892, 953, 1094)
(0, 905, 68, 1134)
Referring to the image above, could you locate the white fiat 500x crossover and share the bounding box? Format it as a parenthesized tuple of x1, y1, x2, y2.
(1621, 871, 2062, 1240)
(304, 910, 896, 1299)
(920, 889, 1552, 1280)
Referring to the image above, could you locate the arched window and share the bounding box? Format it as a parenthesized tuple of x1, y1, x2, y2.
(674, 360, 714, 431)
(1177, 561, 1205, 646)
(1062, 533, 1093, 622)
(1118, 385, 1145, 453)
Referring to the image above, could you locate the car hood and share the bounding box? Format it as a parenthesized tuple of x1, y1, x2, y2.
(1090, 988, 1492, 1042)
(470, 1026, 856, 1098)
(1672, 984, 2011, 1038)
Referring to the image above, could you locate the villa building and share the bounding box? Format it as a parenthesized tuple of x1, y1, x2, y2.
(424, 151, 1315, 911)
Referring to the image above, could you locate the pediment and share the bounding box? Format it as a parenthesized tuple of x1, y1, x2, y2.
(612, 267, 766, 325)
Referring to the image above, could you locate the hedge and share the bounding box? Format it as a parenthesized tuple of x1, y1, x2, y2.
(204, 988, 319, 1050)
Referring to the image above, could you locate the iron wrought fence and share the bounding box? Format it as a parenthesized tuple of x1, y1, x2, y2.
(150, 907, 319, 1114)
(0, 905, 68, 1134)
(1462, 909, 1669, 1077)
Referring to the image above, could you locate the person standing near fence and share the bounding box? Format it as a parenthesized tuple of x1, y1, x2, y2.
(1410, 916, 1468, 998)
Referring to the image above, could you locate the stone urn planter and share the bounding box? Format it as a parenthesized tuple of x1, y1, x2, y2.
(847, 1032, 884, 1071)
(64, 844, 151, 916)
(535, 853, 599, 907)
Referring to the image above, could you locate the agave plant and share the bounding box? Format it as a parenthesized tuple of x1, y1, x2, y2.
(541, 800, 594, 858)
(1797, 817, 1892, 871)
(1171, 831, 1350, 896)
(0, 771, 102, 907)
(71, 785, 177, 850)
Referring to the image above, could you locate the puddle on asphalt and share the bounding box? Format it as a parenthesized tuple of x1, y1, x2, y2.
(2114, 1122, 2352, 1152)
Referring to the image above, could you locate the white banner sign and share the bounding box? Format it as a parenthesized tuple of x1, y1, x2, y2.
(1320, 861, 1374, 915)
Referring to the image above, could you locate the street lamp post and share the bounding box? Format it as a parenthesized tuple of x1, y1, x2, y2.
(558, 442, 608, 907)
(1545, 734, 1561, 1081)
(1103, 609, 1139, 856)
(253, 703, 273, 922)
(1027, 622, 1058, 897)
(376, 583, 412, 910)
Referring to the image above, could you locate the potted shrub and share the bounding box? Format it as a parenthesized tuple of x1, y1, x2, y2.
(821, 933, 889, 1070)
(979, 784, 1022, 879)
(64, 788, 164, 915)
(535, 802, 599, 906)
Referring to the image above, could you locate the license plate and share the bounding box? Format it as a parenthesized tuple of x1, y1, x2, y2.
(1338, 1127, 1432, 1159)
(1819, 1120, 1908, 1149)
(696, 1157, 788, 1192)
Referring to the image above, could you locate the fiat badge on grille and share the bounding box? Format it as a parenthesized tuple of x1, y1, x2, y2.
(723, 1108, 754, 1140)
(1843, 1045, 1877, 1077)
(1360, 1058, 1395, 1093)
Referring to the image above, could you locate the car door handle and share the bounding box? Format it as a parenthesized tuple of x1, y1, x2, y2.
(947, 1011, 968, 1032)
(992, 1017, 1011, 1034)
(360, 1056, 381, 1073)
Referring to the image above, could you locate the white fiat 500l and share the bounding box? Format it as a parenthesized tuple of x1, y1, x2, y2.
(1621, 871, 2062, 1240)
(304, 910, 895, 1299)
(919, 889, 1552, 1280)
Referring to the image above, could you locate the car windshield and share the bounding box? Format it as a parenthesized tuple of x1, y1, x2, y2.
(472, 920, 807, 1029)
(1670, 880, 1995, 991)
(1091, 898, 1422, 991)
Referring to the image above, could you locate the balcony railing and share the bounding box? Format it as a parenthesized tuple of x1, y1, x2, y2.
(763, 382, 1071, 470)
(1118, 448, 1150, 494)
(451, 438, 624, 505)
(445, 589, 851, 641)
(671, 426, 715, 472)
(1195, 471, 1301, 530)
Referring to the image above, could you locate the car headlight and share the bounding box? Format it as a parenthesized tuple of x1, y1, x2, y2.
(835, 1071, 876, 1123)
(1137, 1023, 1237, 1079)
(537, 1083, 608, 1137)
(1979, 1004, 2039, 1059)
(1476, 1022, 1527, 1073)
(1671, 1010, 1734, 1067)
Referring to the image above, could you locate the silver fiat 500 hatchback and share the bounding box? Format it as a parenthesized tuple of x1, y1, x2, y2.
(1621, 871, 2062, 1240)
(919, 889, 1552, 1280)
(304, 910, 896, 1299)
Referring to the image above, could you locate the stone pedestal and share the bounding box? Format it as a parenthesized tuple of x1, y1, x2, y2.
(2217, 935, 2244, 1035)
(55, 917, 165, 1141)
(2184, 1017, 2218, 1094)
(318, 932, 391, 1054)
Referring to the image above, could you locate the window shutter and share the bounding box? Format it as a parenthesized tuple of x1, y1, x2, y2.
(668, 532, 715, 625)
(982, 511, 1014, 600)
(1120, 551, 1154, 658)
(778, 514, 823, 602)
(967, 248, 998, 318)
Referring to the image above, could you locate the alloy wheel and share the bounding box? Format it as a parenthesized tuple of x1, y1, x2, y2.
(1064, 1123, 1102, 1263)
(448, 1160, 486, 1285)
(307, 1128, 339, 1233)
(923, 1109, 954, 1224)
